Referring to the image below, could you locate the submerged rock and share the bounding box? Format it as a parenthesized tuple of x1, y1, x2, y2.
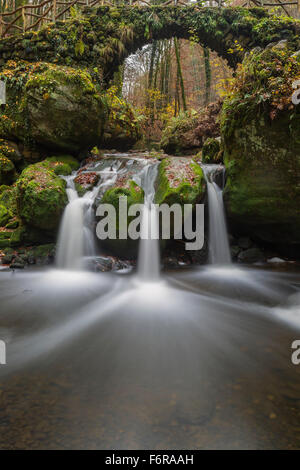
(221, 44, 300, 257)
(238, 247, 265, 263)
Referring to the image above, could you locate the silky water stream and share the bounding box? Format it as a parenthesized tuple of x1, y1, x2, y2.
(0, 154, 299, 449)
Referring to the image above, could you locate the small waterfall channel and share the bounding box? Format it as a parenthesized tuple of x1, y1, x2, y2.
(202, 164, 231, 265)
(56, 160, 121, 270)
(135, 162, 160, 282)
(56, 155, 160, 273)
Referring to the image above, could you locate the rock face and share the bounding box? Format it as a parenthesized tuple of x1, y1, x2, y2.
(0, 156, 79, 249)
(16, 160, 68, 232)
(221, 44, 300, 256)
(160, 101, 221, 155)
(201, 137, 222, 164)
(0, 155, 16, 185)
(102, 87, 141, 150)
(0, 61, 106, 155)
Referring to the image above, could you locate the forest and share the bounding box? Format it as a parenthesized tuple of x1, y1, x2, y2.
(0, 0, 299, 452)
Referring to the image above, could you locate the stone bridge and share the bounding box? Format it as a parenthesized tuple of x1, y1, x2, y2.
(0, 5, 299, 83)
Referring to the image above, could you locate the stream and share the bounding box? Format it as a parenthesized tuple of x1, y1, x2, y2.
(0, 154, 299, 449)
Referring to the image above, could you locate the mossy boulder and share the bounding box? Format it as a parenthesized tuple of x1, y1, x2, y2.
(102, 87, 142, 150)
(160, 112, 201, 155)
(101, 179, 144, 222)
(0, 184, 17, 225)
(45, 155, 80, 176)
(160, 102, 221, 155)
(0, 204, 10, 227)
(0, 139, 22, 163)
(221, 44, 300, 256)
(74, 171, 99, 196)
(97, 176, 144, 257)
(155, 157, 205, 207)
(201, 137, 222, 164)
(16, 159, 68, 233)
(0, 61, 106, 155)
(0, 154, 16, 185)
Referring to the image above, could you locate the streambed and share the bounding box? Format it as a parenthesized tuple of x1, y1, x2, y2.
(0, 264, 299, 449)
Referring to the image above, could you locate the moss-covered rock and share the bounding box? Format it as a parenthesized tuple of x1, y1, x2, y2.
(0, 204, 10, 227)
(101, 179, 144, 222)
(0, 139, 22, 163)
(221, 44, 300, 255)
(97, 176, 144, 257)
(74, 171, 99, 196)
(102, 87, 142, 150)
(0, 154, 16, 185)
(201, 137, 222, 164)
(0, 61, 106, 155)
(0, 184, 17, 222)
(45, 155, 80, 175)
(160, 112, 201, 155)
(16, 159, 68, 233)
(160, 102, 222, 155)
(155, 157, 205, 207)
(0, 7, 298, 76)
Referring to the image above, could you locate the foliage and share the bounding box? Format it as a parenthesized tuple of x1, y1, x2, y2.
(221, 44, 300, 138)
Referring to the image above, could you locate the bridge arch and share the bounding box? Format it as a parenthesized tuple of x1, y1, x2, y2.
(0, 6, 299, 84)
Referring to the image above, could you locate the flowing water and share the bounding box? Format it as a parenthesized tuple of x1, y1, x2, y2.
(56, 176, 96, 270)
(202, 164, 231, 265)
(136, 163, 160, 281)
(0, 154, 300, 449)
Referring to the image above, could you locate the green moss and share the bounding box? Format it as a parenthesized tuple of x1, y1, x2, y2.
(5, 219, 19, 229)
(0, 139, 22, 163)
(16, 160, 68, 232)
(102, 86, 141, 150)
(0, 238, 10, 248)
(102, 180, 144, 213)
(0, 60, 106, 154)
(221, 44, 300, 252)
(202, 137, 222, 163)
(160, 112, 200, 155)
(0, 204, 10, 227)
(1, 7, 298, 82)
(0, 154, 16, 185)
(155, 157, 205, 207)
(0, 230, 11, 240)
(45, 155, 80, 176)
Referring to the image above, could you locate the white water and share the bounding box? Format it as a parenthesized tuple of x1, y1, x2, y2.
(56, 156, 157, 272)
(136, 163, 160, 281)
(56, 165, 120, 270)
(56, 176, 98, 270)
(202, 164, 231, 265)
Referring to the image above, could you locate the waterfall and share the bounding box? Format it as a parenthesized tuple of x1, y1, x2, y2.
(56, 157, 140, 271)
(56, 176, 97, 270)
(136, 163, 160, 281)
(202, 164, 231, 265)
